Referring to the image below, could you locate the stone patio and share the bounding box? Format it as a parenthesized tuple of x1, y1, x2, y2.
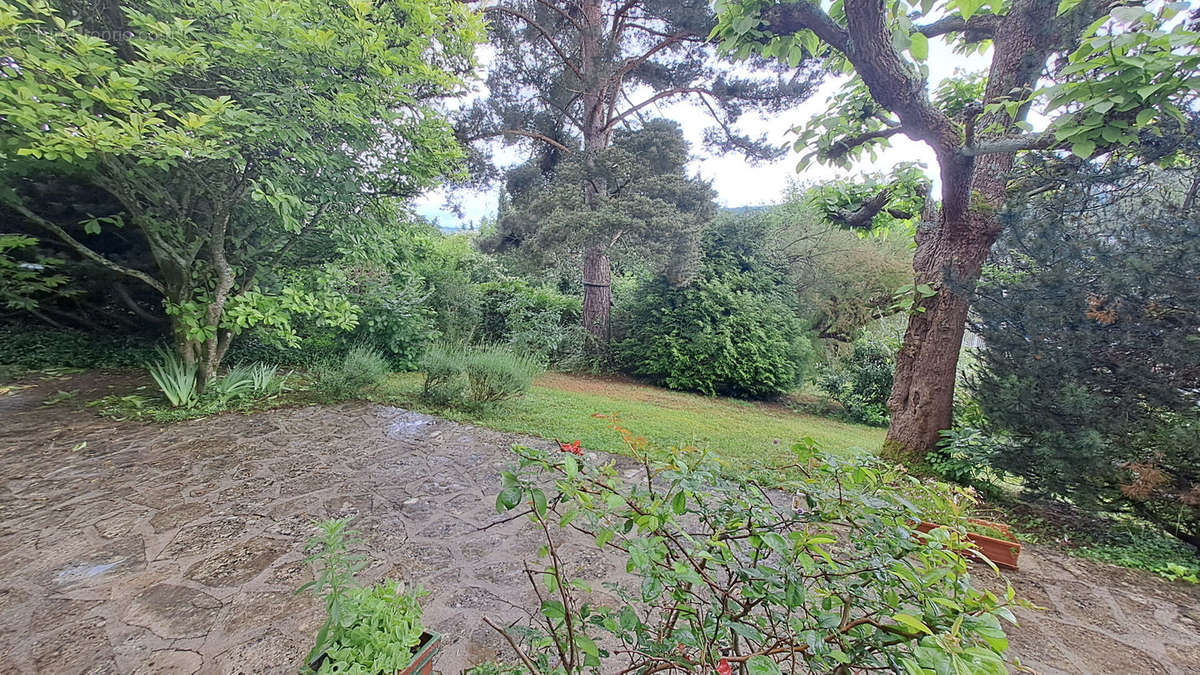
(1, 376, 1198, 673)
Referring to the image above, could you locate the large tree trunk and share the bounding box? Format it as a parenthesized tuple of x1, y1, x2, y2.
(582, 245, 612, 352)
(882, 217, 997, 462)
(882, 0, 1058, 463)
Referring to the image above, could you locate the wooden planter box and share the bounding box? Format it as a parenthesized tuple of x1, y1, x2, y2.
(310, 631, 441, 675)
(915, 519, 1021, 570)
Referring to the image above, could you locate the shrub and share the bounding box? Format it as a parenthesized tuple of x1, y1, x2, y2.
(419, 343, 543, 408)
(463, 345, 542, 404)
(300, 519, 427, 674)
(491, 429, 1023, 673)
(419, 343, 468, 406)
(972, 165, 1200, 546)
(615, 273, 814, 399)
(815, 335, 895, 425)
(0, 324, 158, 369)
(477, 279, 582, 365)
(926, 426, 1002, 487)
(314, 345, 391, 400)
(146, 347, 198, 408)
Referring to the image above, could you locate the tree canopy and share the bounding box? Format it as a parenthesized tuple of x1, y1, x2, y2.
(0, 0, 483, 384)
(711, 0, 1200, 461)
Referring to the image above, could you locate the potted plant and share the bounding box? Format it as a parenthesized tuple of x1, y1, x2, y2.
(300, 518, 440, 674)
(907, 484, 1022, 570)
(915, 518, 1022, 570)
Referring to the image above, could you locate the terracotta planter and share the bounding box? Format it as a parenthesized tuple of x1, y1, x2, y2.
(310, 631, 441, 675)
(915, 519, 1021, 570)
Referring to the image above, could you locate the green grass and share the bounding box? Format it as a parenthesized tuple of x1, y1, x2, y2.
(378, 372, 884, 467)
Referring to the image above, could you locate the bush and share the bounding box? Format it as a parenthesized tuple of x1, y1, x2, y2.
(419, 343, 468, 406)
(490, 429, 1024, 673)
(477, 279, 582, 365)
(926, 426, 1002, 487)
(419, 343, 543, 408)
(815, 335, 895, 425)
(972, 163, 1200, 546)
(314, 345, 391, 400)
(0, 323, 158, 370)
(614, 273, 814, 399)
(464, 345, 543, 404)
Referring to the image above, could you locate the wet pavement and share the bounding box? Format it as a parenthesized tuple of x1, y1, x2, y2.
(1, 376, 1198, 674)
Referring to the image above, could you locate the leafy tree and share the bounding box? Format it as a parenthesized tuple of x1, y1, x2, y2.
(0, 0, 482, 386)
(704, 186, 914, 344)
(712, 0, 1200, 461)
(484, 120, 718, 345)
(462, 0, 824, 349)
(972, 152, 1200, 547)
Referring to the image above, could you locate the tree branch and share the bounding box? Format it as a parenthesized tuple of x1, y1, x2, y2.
(830, 188, 895, 230)
(825, 126, 907, 161)
(6, 200, 166, 295)
(486, 6, 584, 80)
(917, 13, 1001, 39)
(960, 132, 1054, 157)
(604, 87, 711, 132)
(760, 1, 850, 53)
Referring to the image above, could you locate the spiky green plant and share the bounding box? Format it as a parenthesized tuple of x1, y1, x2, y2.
(146, 347, 197, 408)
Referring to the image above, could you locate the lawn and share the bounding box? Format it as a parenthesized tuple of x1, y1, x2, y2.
(380, 371, 885, 467)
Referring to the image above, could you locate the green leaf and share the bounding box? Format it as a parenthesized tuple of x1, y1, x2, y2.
(531, 488, 547, 519)
(1135, 108, 1157, 126)
(893, 613, 934, 635)
(496, 486, 522, 513)
(1071, 139, 1096, 159)
(745, 655, 783, 675)
(909, 32, 928, 62)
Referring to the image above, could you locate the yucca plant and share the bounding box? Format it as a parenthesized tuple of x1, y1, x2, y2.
(249, 362, 288, 395)
(146, 347, 197, 408)
(209, 365, 255, 403)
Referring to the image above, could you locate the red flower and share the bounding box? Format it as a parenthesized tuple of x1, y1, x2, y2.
(557, 439, 583, 456)
(716, 659, 732, 675)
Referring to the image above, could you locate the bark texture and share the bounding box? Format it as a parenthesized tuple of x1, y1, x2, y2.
(582, 245, 612, 349)
(759, 0, 1065, 462)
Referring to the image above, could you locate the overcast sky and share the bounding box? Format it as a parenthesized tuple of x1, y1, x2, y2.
(415, 39, 989, 229)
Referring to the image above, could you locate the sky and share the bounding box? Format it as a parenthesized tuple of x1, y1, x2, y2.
(415, 34, 989, 229)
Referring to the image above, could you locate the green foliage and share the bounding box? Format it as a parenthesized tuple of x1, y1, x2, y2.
(1041, 2, 1200, 159)
(491, 428, 1023, 673)
(419, 343, 543, 408)
(300, 518, 427, 674)
(146, 347, 198, 408)
(1078, 532, 1199, 585)
(816, 335, 895, 426)
(484, 119, 716, 290)
(0, 233, 76, 311)
(615, 271, 814, 399)
(0, 324, 157, 369)
(973, 158, 1200, 545)
(314, 345, 392, 401)
(477, 279, 583, 366)
(805, 164, 927, 231)
(0, 0, 483, 378)
(926, 427, 1001, 487)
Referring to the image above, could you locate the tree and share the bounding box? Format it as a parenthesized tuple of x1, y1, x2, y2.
(0, 0, 482, 386)
(972, 149, 1200, 546)
(485, 119, 717, 332)
(712, 0, 1200, 461)
(461, 0, 824, 349)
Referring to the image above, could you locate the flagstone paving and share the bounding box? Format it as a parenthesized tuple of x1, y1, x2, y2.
(1, 373, 1198, 674)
